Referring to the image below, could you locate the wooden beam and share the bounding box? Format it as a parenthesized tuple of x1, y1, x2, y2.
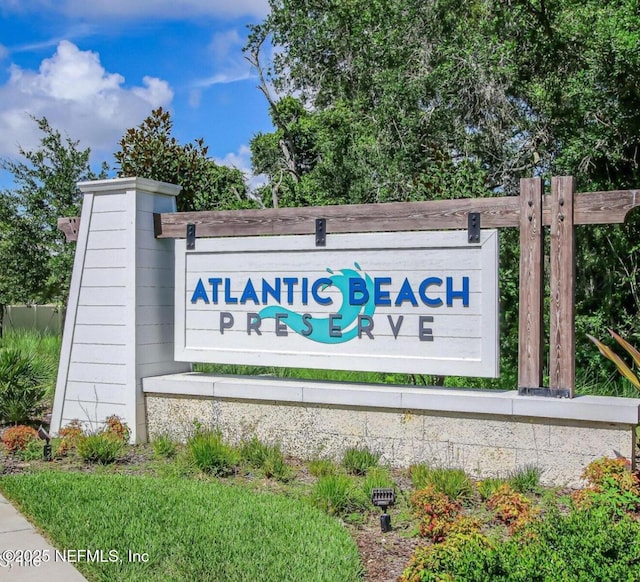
(59, 189, 640, 241)
(154, 196, 521, 238)
(57, 217, 80, 242)
(152, 189, 640, 238)
(549, 176, 576, 396)
(571, 189, 640, 225)
(518, 178, 544, 391)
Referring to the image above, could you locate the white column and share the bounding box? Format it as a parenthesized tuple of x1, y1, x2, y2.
(51, 177, 191, 443)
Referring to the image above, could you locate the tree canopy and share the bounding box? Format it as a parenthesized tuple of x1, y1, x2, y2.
(247, 0, 640, 197)
(0, 117, 106, 312)
(114, 108, 256, 212)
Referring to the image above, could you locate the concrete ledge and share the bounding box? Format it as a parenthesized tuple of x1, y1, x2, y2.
(142, 373, 640, 425)
(143, 373, 640, 487)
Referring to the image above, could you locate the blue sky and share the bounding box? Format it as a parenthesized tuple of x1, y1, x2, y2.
(0, 0, 273, 188)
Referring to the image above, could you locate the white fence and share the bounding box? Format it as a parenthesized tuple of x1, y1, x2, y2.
(2, 305, 63, 334)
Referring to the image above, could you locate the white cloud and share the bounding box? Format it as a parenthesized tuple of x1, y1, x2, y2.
(192, 28, 256, 90)
(193, 70, 254, 88)
(0, 40, 173, 157)
(0, 43, 8, 60)
(216, 144, 253, 173)
(8, 24, 97, 55)
(0, 0, 269, 20)
(248, 172, 269, 192)
(215, 144, 267, 192)
(188, 88, 202, 108)
(132, 76, 174, 105)
(209, 29, 244, 60)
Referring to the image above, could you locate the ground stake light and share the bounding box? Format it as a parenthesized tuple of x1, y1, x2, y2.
(371, 488, 396, 532)
(37, 425, 52, 461)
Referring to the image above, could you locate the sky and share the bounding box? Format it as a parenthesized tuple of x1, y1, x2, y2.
(0, 0, 274, 189)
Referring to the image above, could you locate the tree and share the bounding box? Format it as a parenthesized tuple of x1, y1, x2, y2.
(246, 18, 491, 206)
(0, 117, 106, 332)
(249, 0, 640, 193)
(114, 108, 255, 212)
(247, 0, 640, 388)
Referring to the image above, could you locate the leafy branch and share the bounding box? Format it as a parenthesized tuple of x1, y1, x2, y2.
(587, 329, 640, 390)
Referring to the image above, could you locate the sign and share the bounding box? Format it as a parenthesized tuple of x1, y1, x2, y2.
(175, 230, 499, 377)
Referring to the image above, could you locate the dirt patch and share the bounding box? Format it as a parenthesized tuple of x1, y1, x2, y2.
(352, 520, 419, 581)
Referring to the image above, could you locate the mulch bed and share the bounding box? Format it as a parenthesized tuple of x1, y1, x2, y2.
(355, 522, 419, 581)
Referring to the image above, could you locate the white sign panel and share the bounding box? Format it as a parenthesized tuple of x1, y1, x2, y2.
(175, 230, 499, 377)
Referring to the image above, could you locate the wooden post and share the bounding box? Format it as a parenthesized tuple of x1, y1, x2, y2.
(518, 178, 544, 392)
(549, 176, 576, 396)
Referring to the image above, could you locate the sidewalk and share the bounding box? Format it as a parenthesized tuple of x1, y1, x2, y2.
(0, 492, 87, 581)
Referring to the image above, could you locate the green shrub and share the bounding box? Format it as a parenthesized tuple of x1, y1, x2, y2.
(76, 433, 125, 464)
(403, 506, 640, 581)
(152, 434, 178, 459)
(579, 484, 640, 518)
(507, 465, 542, 494)
(432, 469, 474, 503)
(0, 330, 59, 397)
(238, 436, 293, 481)
(410, 464, 474, 503)
(261, 445, 294, 482)
(408, 463, 432, 489)
(0, 347, 53, 424)
(401, 530, 494, 582)
(476, 477, 505, 500)
(342, 446, 380, 475)
(16, 438, 45, 461)
(311, 474, 365, 516)
(187, 430, 238, 476)
(0, 330, 61, 363)
(500, 507, 640, 580)
(72, 416, 130, 464)
(239, 435, 272, 468)
(573, 457, 640, 517)
(308, 458, 337, 477)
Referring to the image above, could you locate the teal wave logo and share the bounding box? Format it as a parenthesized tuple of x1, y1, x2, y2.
(258, 263, 376, 344)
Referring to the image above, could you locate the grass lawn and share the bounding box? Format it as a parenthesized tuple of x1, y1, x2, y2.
(0, 471, 363, 581)
(2, 435, 640, 581)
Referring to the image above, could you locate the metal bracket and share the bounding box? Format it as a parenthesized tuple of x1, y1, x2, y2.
(153, 213, 162, 238)
(57, 217, 80, 242)
(315, 218, 326, 247)
(468, 212, 480, 243)
(186, 223, 196, 250)
(518, 387, 571, 398)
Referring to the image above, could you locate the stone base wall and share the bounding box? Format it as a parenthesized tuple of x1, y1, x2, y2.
(145, 392, 636, 488)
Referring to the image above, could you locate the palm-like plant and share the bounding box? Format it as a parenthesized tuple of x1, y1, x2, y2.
(0, 347, 53, 424)
(587, 329, 640, 390)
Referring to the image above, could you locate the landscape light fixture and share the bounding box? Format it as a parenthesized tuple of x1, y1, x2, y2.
(371, 488, 396, 533)
(37, 425, 52, 461)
